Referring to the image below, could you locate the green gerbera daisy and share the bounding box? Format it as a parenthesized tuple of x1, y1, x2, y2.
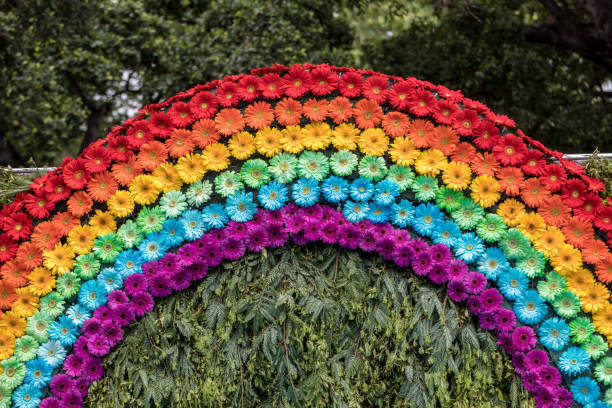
(583, 334, 609, 359)
(93, 233, 124, 263)
(160, 190, 188, 218)
(435, 187, 464, 212)
(329, 150, 358, 177)
(13, 335, 39, 363)
(606, 386, 612, 406)
(386, 165, 414, 192)
(553, 289, 581, 318)
(40, 292, 65, 319)
(536, 272, 566, 301)
(56, 272, 81, 299)
(136, 207, 166, 235)
(451, 199, 484, 230)
(74, 252, 100, 280)
(358, 155, 387, 181)
(498, 228, 530, 260)
(411, 175, 438, 202)
(0, 383, 10, 408)
(475, 214, 507, 243)
(269, 153, 298, 183)
(570, 317, 596, 344)
(0, 357, 25, 390)
(215, 171, 244, 197)
(596, 357, 612, 386)
(26, 311, 53, 343)
(515, 248, 546, 278)
(185, 179, 213, 207)
(117, 220, 143, 249)
(297, 151, 329, 181)
(241, 159, 270, 188)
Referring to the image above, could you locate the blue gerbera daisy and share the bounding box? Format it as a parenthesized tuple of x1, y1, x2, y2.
(115, 249, 144, 278)
(373, 179, 399, 206)
(390, 200, 414, 228)
(497, 268, 528, 301)
(201, 203, 229, 230)
(49, 316, 78, 347)
(538, 317, 570, 351)
(13, 383, 42, 408)
(412, 203, 444, 237)
(24, 359, 52, 389)
(180, 209, 207, 240)
(585, 401, 610, 408)
(159, 218, 186, 247)
(431, 220, 461, 248)
(366, 202, 391, 224)
(454, 232, 485, 263)
(138, 233, 169, 261)
(349, 178, 374, 202)
(513, 289, 548, 324)
(570, 377, 600, 405)
(78, 280, 108, 311)
(258, 181, 289, 210)
(98, 267, 123, 293)
(559, 347, 591, 377)
(292, 177, 320, 207)
(477, 248, 509, 281)
(37, 340, 66, 368)
(321, 176, 349, 203)
(66, 304, 91, 327)
(343, 200, 369, 223)
(226, 190, 257, 222)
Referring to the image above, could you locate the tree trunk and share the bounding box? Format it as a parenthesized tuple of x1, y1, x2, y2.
(78, 106, 108, 154)
(0, 129, 24, 167)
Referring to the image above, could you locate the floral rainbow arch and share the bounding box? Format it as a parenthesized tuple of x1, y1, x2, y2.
(0, 63, 611, 407)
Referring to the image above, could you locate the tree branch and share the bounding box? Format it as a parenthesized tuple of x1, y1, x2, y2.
(7, 0, 24, 8)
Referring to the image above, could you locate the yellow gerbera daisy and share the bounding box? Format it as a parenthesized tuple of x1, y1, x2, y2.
(533, 226, 565, 257)
(442, 161, 471, 190)
(176, 153, 206, 184)
(281, 126, 305, 154)
(414, 149, 447, 177)
(89, 209, 117, 235)
(13, 287, 39, 318)
(152, 163, 183, 193)
(107, 189, 135, 219)
(255, 127, 283, 157)
(580, 283, 610, 314)
(357, 128, 389, 156)
(594, 304, 612, 336)
(302, 122, 331, 151)
(202, 143, 230, 172)
(566, 269, 596, 295)
(0, 332, 15, 360)
(497, 198, 526, 227)
(516, 212, 546, 241)
(42, 243, 75, 275)
(27, 267, 56, 297)
(388, 136, 418, 166)
(129, 174, 161, 205)
(67, 225, 97, 255)
(470, 175, 500, 208)
(228, 131, 256, 160)
(550, 243, 583, 275)
(331, 122, 359, 150)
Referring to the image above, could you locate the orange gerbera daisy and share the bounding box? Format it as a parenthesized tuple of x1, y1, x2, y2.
(382, 112, 410, 138)
(582, 239, 609, 266)
(451, 142, 477, 164)
(31, 221, 62, 251)
(580, 282, 610, 314)
(42, 243, 75, 275)
(176, 153, 206, 183)
(331, 123, 359, 150)
(255, 127, 283, 157)
(596, 259, 612, 284)
(13, 287, 38, 317)
(86, 171, 118, 202)
(274, 98, 302, 126)
(111, 156, 143, 186)
(353, 99, 383, 129)
(538, 195, 571, 227)
(281, 126, 305, 154)
(442, 161, 472, 190)
(215, 108, 244, 136)
(244, 101, 275, 129)
(152, 163, 183, 193)
(496, 167, 523, 196)
(567, 270, 596, 294)
(66, 190, 94, 218)
(562, 216, 595, 249)
(0, 311, 26, 337)
(0, 281, 17, 310)
(15, 242, 42, 271)
(534, 226, 565, 257)
(202, 143, 231, 171)
(166, 128, 195, 158)
(302, 99, 329, 122)
(89, 210, 117, 235)
(191, 118, 220, 148)
(51, 212, 80, 237)
(407, 119, 435, 148)
(328, 97, 353, 124)
(228, 131, 256, 160)
(471, 152, 500, 176)
(389, 137, 418, 166)
(358, 128, 389, 156)
(520, 177, 551, 208)
(67, 225, 96, 255)
(516, 212, 547, 241)
(137, 141, 168, 171)
(497, 199, 526, 227)
(0, 260, 29, 287)
(428, 126, 458, 155)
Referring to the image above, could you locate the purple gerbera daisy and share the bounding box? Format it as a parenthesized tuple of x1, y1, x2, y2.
(412, 251, 433, 276)
(227, 220, 249, 238)
(266, 223, 288, 247)
(338, 223, 360, 249)
(82, 356, 104, 381)
(303, 219, 321, 242)
(107, 290, 129, 310)
(463, 272, 487, 294)
(320, 221, 339, 244)
(63, 353, 85, 377)
(82, 318, 102, 336)
(429, 244, 451, 264)
(246, 225, 268, 252)
(428, 262, 449, 284)
(113, 304, 136, 327)
(74, 378, 91, 397)
(447, 279, 468, 302)
(375, 237, 396, 260)
(177, 243, 200, 267)
(101, 320, 124, 346)
(73, 337, 90, 356)
(49, 373, 74, 398)
(511, 326, 536, 352)
(539, 366, 561, 387)
(187, 261, 208, 280)
(161, 253, 179, 274)
(130, 292, 155, 317)
(39, 398, 61, 408)
(170, 267, 192, 291)
(447, 259, 467, 281)
(494, 309, 516, 333)
(124, 274, 148, 296)
(359, 228, 378, 252)
(479, 312, 497, 331)
(87, 333, 111, 356)
(409, 238, 428, 254)
(532, 385, 558, 408)
(521, 370, 539, 392)
(149, 273, 173, 298)
(94, 305, 113, 321)
(62, 390, 83, 408)
(525, 349, 548, 371)
(392, 243, 415, 267)
(478, 288, 503, 313)
(284, 214, 305, 233)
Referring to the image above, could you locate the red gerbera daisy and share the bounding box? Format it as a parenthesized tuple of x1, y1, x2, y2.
(353, 99, 383, 129)
(362, 75, 389, 104)
(166, 129, 195, 158)
(520, 177, 551, 208)
(561, 179, 587, 208)
(520, 150, 546, 176)
(214, 108, 245, 135)
(107, 136, 133, 162)
(191, 118, 220, 148)
(281, 65, 311, 98)
(493, 134, 527, 166)
(62, 158, 90, 190)
(473, 121, 500, 151)
(137, 141, 168, 171)
(338, 71, 364, 98)
(66, 190, 94, 217)
(436, 85, 463, 102)
(488, 112, 515, 128)
(28, 173, 50, 197)
(0, 235, 17, 263)
(410, 89, 436, 117)
(189, 91, 219, 119)
(328, 97, 353, 124)
(87, 171, 118, 202)
(44, 174, 70, 203)
(562, 216, 594, 248)
(584, 175, 606, 193)
(302, 99, 329, 123)
(23, 193, 54, 219)
(582, 239, 609, 266)
(538, 196, 570, 227)
(432, 99, 458, 125)
(15, 242, 42, 271)
(538, 164, 566, 193)
(148, 111, 175, 139)
(126, 120, 153, 149)
(3, 213, 32, 241)
(168, 101, 194, 128)
(83, 144, 111, 174)
(574, 192, 601, 222)
(382, 112, 410, 138)
(463, 98, 489, 115)
(560, 158, 586, 175)
(596, 206, 612, 232)
(216, 81, 241, 107)
(387, 81, 415, 111)
(471, 152, 500, 176)
(452, 109, 481, 136)
(237, 75, 261, 102)
(258, 73, 283, 99)
(451, 142, 477, 164)
(309, 66, 337, 96)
